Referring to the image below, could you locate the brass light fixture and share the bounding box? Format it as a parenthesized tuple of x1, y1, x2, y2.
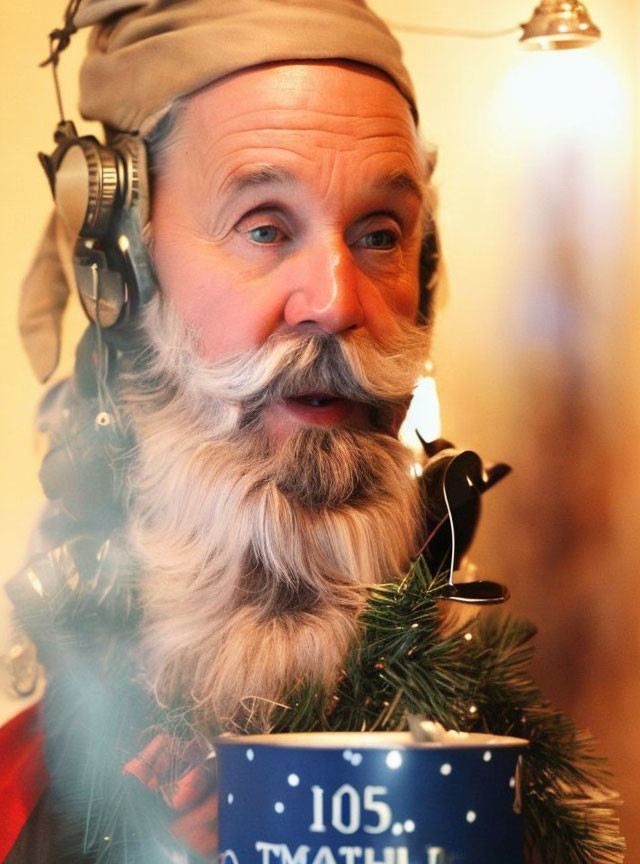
(520, 1, 601, 49)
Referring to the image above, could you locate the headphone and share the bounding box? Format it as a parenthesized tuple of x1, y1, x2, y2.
(36, 120, 155, 517)
(39, 119, 156, 330)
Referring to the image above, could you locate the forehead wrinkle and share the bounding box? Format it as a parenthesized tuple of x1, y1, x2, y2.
(193, 109, 417, 161)
(194, 122, 421, 207)
(209, 153, 423, 215)
(198, 105, 415, 153)
(204, 102, 413, 127)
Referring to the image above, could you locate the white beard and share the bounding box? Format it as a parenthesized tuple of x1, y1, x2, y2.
(124, 296, 430, 733)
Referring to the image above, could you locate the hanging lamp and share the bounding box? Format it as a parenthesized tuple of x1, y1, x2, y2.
(520, 1, 601, 49)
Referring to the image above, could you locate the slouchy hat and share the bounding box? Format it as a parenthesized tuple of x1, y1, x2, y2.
(75, 0, 416, 134)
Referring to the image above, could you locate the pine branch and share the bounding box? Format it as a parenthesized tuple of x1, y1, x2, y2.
(465, 612, 625, 863)
(273, 557, 625, 864)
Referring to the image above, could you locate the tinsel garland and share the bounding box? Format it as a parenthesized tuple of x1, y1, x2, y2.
(271, 559, 625, 864)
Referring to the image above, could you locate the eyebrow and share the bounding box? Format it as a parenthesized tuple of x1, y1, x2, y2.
(220, 164, 423, 202)
(374, 169, 424, 202)
(221, 165, 296, 196)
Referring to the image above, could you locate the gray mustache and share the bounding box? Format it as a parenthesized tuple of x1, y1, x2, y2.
(242, 334, 405, 414)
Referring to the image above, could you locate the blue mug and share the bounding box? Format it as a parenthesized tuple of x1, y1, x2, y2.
(215, 731, 527, 864)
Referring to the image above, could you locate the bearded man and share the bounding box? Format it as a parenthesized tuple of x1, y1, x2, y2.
(2, 1, 442, 861)
(132, 60, 435, 733)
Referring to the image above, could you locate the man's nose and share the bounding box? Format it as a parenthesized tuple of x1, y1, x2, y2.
(284, 240, 365, 334)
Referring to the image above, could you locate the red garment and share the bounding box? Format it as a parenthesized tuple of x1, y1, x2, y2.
(123, 733, 218, 858)
(0, 706, 217, 861)
(0, 704, 47, 862)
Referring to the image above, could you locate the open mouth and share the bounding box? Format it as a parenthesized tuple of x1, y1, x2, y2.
(284, 392, 358, 427)
(289, 392, 340, 408)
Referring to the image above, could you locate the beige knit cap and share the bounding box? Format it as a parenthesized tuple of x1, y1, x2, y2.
(75, 0, 416, 134)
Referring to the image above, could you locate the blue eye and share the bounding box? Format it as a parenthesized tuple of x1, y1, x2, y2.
(247, 225, 283, 244)
(359, 229, 398, 250)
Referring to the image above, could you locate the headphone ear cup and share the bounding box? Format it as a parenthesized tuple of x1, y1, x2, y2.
(57, 132, 152, 327)
(54, 137, 123, 240)
(113, 132, 149, 226)
(42, 123, 153, 329)
(104, 132, 155, 320)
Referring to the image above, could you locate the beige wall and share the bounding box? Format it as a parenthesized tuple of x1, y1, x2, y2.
(2, 0, 640, 855)
(0, 1, 88, 717)
(1, 7, 89, 563)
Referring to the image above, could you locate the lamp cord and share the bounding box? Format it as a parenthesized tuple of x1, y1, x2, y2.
(387, 22, 521, 39)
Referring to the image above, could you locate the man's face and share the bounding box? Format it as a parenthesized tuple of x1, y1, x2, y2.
(151, 61, 425, 443)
